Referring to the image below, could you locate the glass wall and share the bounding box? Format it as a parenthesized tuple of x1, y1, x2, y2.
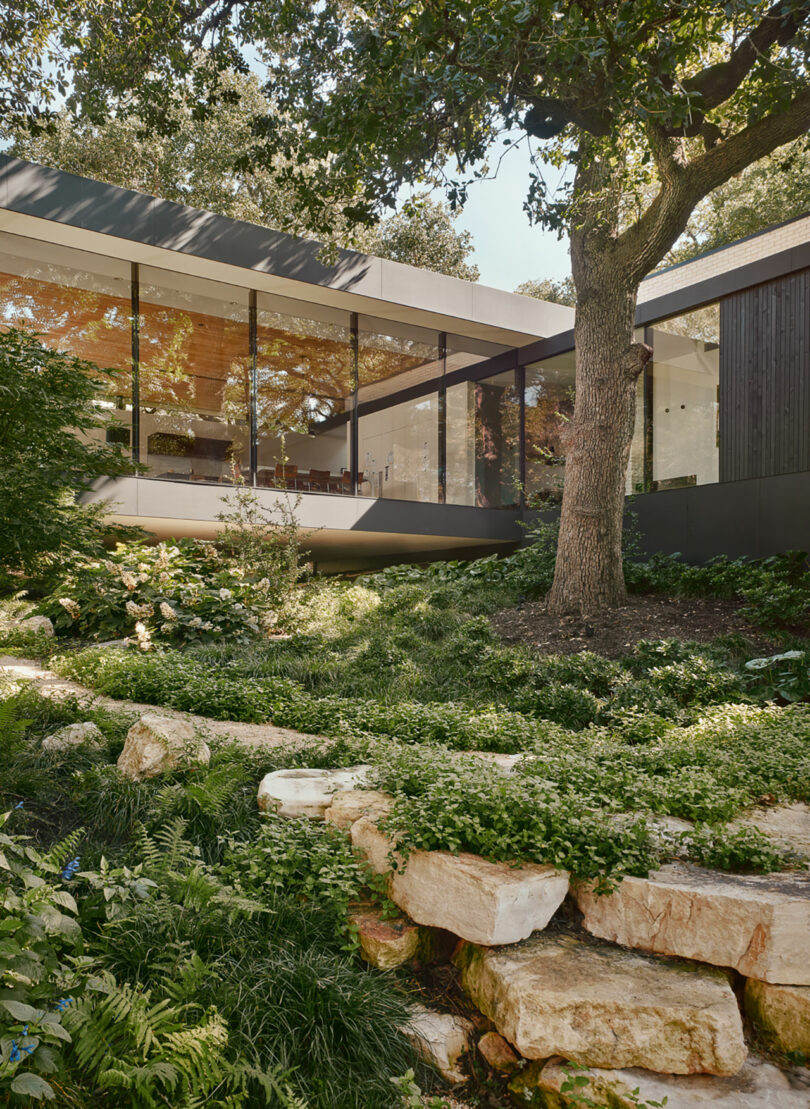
(138, 268, 249, 483)
(524, 351, 574, 504)
(647, 305, 720, 489)
(357, 317, 441, 500)
(446, 369, 520, 508)
(256, 293, 352, 492)
(0, 231, 133, 451)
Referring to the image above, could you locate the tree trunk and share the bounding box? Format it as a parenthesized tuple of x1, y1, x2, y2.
(546, 262, 650, 615)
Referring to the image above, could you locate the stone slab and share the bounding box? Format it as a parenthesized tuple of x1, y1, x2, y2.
(350, 910, 421, 970)
(403, 1005, 474, 1084)
(117, 713, 210, 780)
(351, 817, 569, 946)
(457, 933, 747, 1076)
(745, 979, 810, 1057)
(324, 789, 393, 830)
(257, 766, 370, 818)
(576, 863, 810, 984)
(511, 1055, 807, 1108)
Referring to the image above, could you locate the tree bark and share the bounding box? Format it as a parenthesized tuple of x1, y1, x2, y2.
(546, 215, 650, 614)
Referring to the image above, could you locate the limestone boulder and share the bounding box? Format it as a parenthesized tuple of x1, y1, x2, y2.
(351, 910, 421, 970)
(117, 714, 210, 781)
(324, 788, 393, 830)
(745, 979, 810, 1056)
(456, 933, 747, 1076)
(510, 1055, 806, 1108)
(19, 615, 55, 636)
(477, 1031, 520, 1073)
(42, 721, 104, 754)
(351, 817, 569, 946)
(575, 863, 810, 984)
(403, 1004, 474, 1084)
(257, 766, 371, 818)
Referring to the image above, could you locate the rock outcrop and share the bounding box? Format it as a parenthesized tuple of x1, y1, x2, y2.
(351, 817, 569, 946)
(457, 933, 747, 1076)
(324, 788, 392, 829)
(576, 863, 810, 984)
(117, 714, 210, 780)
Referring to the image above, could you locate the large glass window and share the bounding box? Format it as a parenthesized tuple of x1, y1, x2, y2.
(256, 293, 352, 493)
(648, 305, 720, 489)
(357, 317, 440, 500)
(139, 268, 249, 483)
(447, 370, 519, 508)
(0, 231, 133, 451)
(524, 352, 575, 504)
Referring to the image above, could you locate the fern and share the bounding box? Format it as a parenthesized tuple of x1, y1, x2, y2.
(64, 973, 285, 1107)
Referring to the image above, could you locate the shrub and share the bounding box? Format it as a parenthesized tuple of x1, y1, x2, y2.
(38, 539, 265, 647)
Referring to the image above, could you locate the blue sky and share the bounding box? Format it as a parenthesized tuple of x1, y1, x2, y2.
(424, 142, 573, 292)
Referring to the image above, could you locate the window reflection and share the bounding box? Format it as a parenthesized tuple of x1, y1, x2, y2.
(139, 268, 250, 483)
(256, 293, 351, 492)
(0, 231, 133, 452)
(524, 352, 574, 504)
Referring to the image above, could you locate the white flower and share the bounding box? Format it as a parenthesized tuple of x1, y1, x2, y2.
(58, 598, 80, 619)
(120, 572, 137, 592)
(202, 621, 214, 631)
(219, 588, 233, 600)
(159, 602, 177, 621)
(189, 617, 203, 628)
(134, 621, 152, 650)
(126, 600, 153, 619)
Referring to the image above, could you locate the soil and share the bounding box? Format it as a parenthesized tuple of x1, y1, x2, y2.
(490, 593, 789, 658)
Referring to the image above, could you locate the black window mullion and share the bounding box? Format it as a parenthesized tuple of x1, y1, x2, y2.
(131, 262, 140, 464)
(438, 332, 447, 504)
(249, 290, 258, 483)
(350, 312, 359, 494)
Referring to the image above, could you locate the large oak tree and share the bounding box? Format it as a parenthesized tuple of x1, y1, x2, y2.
(5, 0, 810, 611)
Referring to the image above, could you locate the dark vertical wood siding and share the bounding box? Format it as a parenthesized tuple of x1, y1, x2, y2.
(720, 268, 810, 481)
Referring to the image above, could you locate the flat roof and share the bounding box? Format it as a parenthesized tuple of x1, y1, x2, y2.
(0, 154, 574, 348)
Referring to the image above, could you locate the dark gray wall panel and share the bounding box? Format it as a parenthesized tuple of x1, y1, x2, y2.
(720, 269, 810, 481)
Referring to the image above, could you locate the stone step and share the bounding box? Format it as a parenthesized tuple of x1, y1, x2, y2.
(575, 863, 810, 985)
(257, 766, 370, 818)
(510, 1055, 809, 1108)
(350, 816, 569, 946)
(745, 979, 810, 1057)
(456, 933, 747, 1076)
(402, 1004, 474, 1085)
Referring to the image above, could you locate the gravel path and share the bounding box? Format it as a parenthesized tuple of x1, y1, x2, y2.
(0, 654, 325, 751)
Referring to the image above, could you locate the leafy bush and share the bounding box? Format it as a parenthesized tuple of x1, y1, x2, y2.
(38, 539, 265, 648)
(744, 650, 810, 703)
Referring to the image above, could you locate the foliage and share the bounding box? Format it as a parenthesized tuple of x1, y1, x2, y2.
(0, 812, 85, 1103)
(514, 276, 576, 307)
(215, 478, 308, 624)
(4, 80, 479, 280)
(743, 650, 810, 704)
(0, 693, 421, 1108)
(0, 328, 132, 580)
(664, 136, 810, 266)
(38, 539, 264, 648)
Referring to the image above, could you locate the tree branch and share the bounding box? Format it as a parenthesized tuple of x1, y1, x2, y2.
(618, 83, 810, 281)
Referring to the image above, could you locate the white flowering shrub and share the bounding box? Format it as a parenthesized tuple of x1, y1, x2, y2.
(39, 539, 265, 647)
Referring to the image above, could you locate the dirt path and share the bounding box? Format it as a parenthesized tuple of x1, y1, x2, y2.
(0, 655, 325, 751)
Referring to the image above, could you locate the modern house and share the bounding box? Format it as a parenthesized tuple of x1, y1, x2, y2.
(1, 154, 809, 569)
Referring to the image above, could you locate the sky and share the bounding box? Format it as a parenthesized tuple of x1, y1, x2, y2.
(420, 140, 573, 293)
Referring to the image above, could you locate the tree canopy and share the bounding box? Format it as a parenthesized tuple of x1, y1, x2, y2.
(3, 70, 479, 280)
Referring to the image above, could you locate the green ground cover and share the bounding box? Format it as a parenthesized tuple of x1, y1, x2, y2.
(2, 534, 809, 1106)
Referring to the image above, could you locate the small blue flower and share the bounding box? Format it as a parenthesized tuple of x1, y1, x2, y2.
(10, 1042, 21, 1063)
(53, 997, 75, 1012)
(14, 801, 23, 809)
(61, 856, 81, 880)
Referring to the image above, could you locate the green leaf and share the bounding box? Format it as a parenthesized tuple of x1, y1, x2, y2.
(1, 999, 40, 1021)
(10, 1072, 56, 1100)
